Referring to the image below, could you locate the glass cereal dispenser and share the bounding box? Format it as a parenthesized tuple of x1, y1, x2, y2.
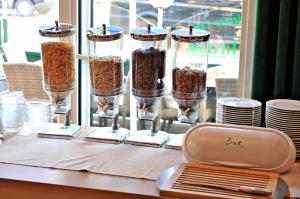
(125, 25, 169, 147)
(85, 24, 129, 143)
(38, 21, 80, 139)
(171, 26, 210, 124)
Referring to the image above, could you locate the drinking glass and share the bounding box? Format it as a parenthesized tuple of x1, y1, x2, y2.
(0, 91, 25, 134)
(24, 99, 50, 132)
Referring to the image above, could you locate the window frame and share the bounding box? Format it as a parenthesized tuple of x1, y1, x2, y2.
(76, 0, 257, 126)
(238, 0, 257, 98)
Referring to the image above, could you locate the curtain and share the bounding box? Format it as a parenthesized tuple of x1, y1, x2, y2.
(252, 0, 300, 125)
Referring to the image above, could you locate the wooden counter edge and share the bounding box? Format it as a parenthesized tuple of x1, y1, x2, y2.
(0, 163, 177, 199)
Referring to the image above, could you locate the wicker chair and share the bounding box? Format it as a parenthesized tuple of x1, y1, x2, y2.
(3, 63, 49, 100)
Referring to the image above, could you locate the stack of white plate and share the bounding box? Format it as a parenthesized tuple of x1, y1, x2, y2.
(266, 99, 300, 158)
(216, 97, 262, 126)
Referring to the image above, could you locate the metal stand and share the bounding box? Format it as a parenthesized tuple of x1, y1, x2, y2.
(38, 106, 81, 139)
(164, 133, 185, 150)
(85, 114, 129, 144)
(125, 117, 169, 148)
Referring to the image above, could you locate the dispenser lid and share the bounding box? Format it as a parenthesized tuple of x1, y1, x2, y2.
(87, 24, 123, 41)
(171, 25, 210, 43)
(130, 24, 167, 41)
(39, 21, 75, 38)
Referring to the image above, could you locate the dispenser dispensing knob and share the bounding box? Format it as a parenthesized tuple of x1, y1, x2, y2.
(150, 117, 159, 136)
(112, 115, 120, 131)
(102, 24, 106, 35)
(55, 20, 59, 31)
(189, 25, 193, 35)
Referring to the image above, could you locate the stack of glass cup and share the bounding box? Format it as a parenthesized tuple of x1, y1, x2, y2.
(0, 91, 24, 136)
(85, 24, 129, 143)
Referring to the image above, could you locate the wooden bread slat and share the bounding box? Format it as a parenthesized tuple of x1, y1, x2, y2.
(159, 163, 279, 199)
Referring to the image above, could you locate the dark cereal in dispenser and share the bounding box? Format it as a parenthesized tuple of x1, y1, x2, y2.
(172, 66, 206, 99)
(132, 47, 166, 97)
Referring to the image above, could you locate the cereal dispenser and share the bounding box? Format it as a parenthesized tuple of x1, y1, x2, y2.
(171, 26, 210, 124)
(125, 25, 169, 147)
(38, 21, 80, 138)
(85, 24, 129, 143)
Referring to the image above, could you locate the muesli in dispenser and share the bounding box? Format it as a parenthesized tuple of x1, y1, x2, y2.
(85, 24, 129, 143)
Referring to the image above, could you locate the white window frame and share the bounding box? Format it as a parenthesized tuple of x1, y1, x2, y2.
(238, 0, 257, 98)
(59, 0, 79, 124)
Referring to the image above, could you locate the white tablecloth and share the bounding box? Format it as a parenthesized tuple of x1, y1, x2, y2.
(0, 134, 185, 180)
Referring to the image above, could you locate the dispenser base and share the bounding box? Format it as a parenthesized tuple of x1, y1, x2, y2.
(125, 130, 169, 148)
(85, 127, 129, 144)
(38, 123, 81, 139)
(164, 133, 185, 150)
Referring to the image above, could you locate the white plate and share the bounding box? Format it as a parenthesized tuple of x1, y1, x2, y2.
(218, 113, 261, 118)
(217, 113, 261, 118)
(217, 118, 260, 123)
(265, 112, 300, 118)
(266, 120, 300, 128)
(265, 113, 300, 120)
(216, 111, 261, 118)
(217, 105, 262, 111)
(218, 118, 261, 123)
(218, 119, 261, 124)
(223, 122, 260, 127)
(289, 134, 300, 138)
(265, 118, 300, 123)
(217, 107, 261, 113)
(265, 122, 300, 128)
(265, 127, 300, 134)
(265, 124, 300, 131)
(217, 110, 261, 115)
(218, 97, 262, 108)
(266, 115, 300, 120)
(217, 119, 261, 125)
(266, 108, 300, 116)
(216, 112, 261, 118)
(267, 99, 300, 111)
(216, 119, 260, 126)
(218, 114, 261, 119)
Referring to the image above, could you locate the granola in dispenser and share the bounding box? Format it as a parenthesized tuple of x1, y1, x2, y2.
(41, 41, 75, 92)
(89, 56, 123, 96)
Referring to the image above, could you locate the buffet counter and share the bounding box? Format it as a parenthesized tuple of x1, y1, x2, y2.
(0, 163, 164, 199)
(0, 128, 299, 199)
(0, 159, 299, 199)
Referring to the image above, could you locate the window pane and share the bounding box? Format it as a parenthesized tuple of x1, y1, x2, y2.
(91, 0, 131, 128)
(1, 0, 59, 62)
(89, 0, 243, 133)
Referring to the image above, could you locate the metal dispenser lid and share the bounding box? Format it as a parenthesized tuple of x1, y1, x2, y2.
(130, 24, 167, 41)
(171, 25, 210, 43)
(39, 21, 75, 37)
(87, 24, 123, 41)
